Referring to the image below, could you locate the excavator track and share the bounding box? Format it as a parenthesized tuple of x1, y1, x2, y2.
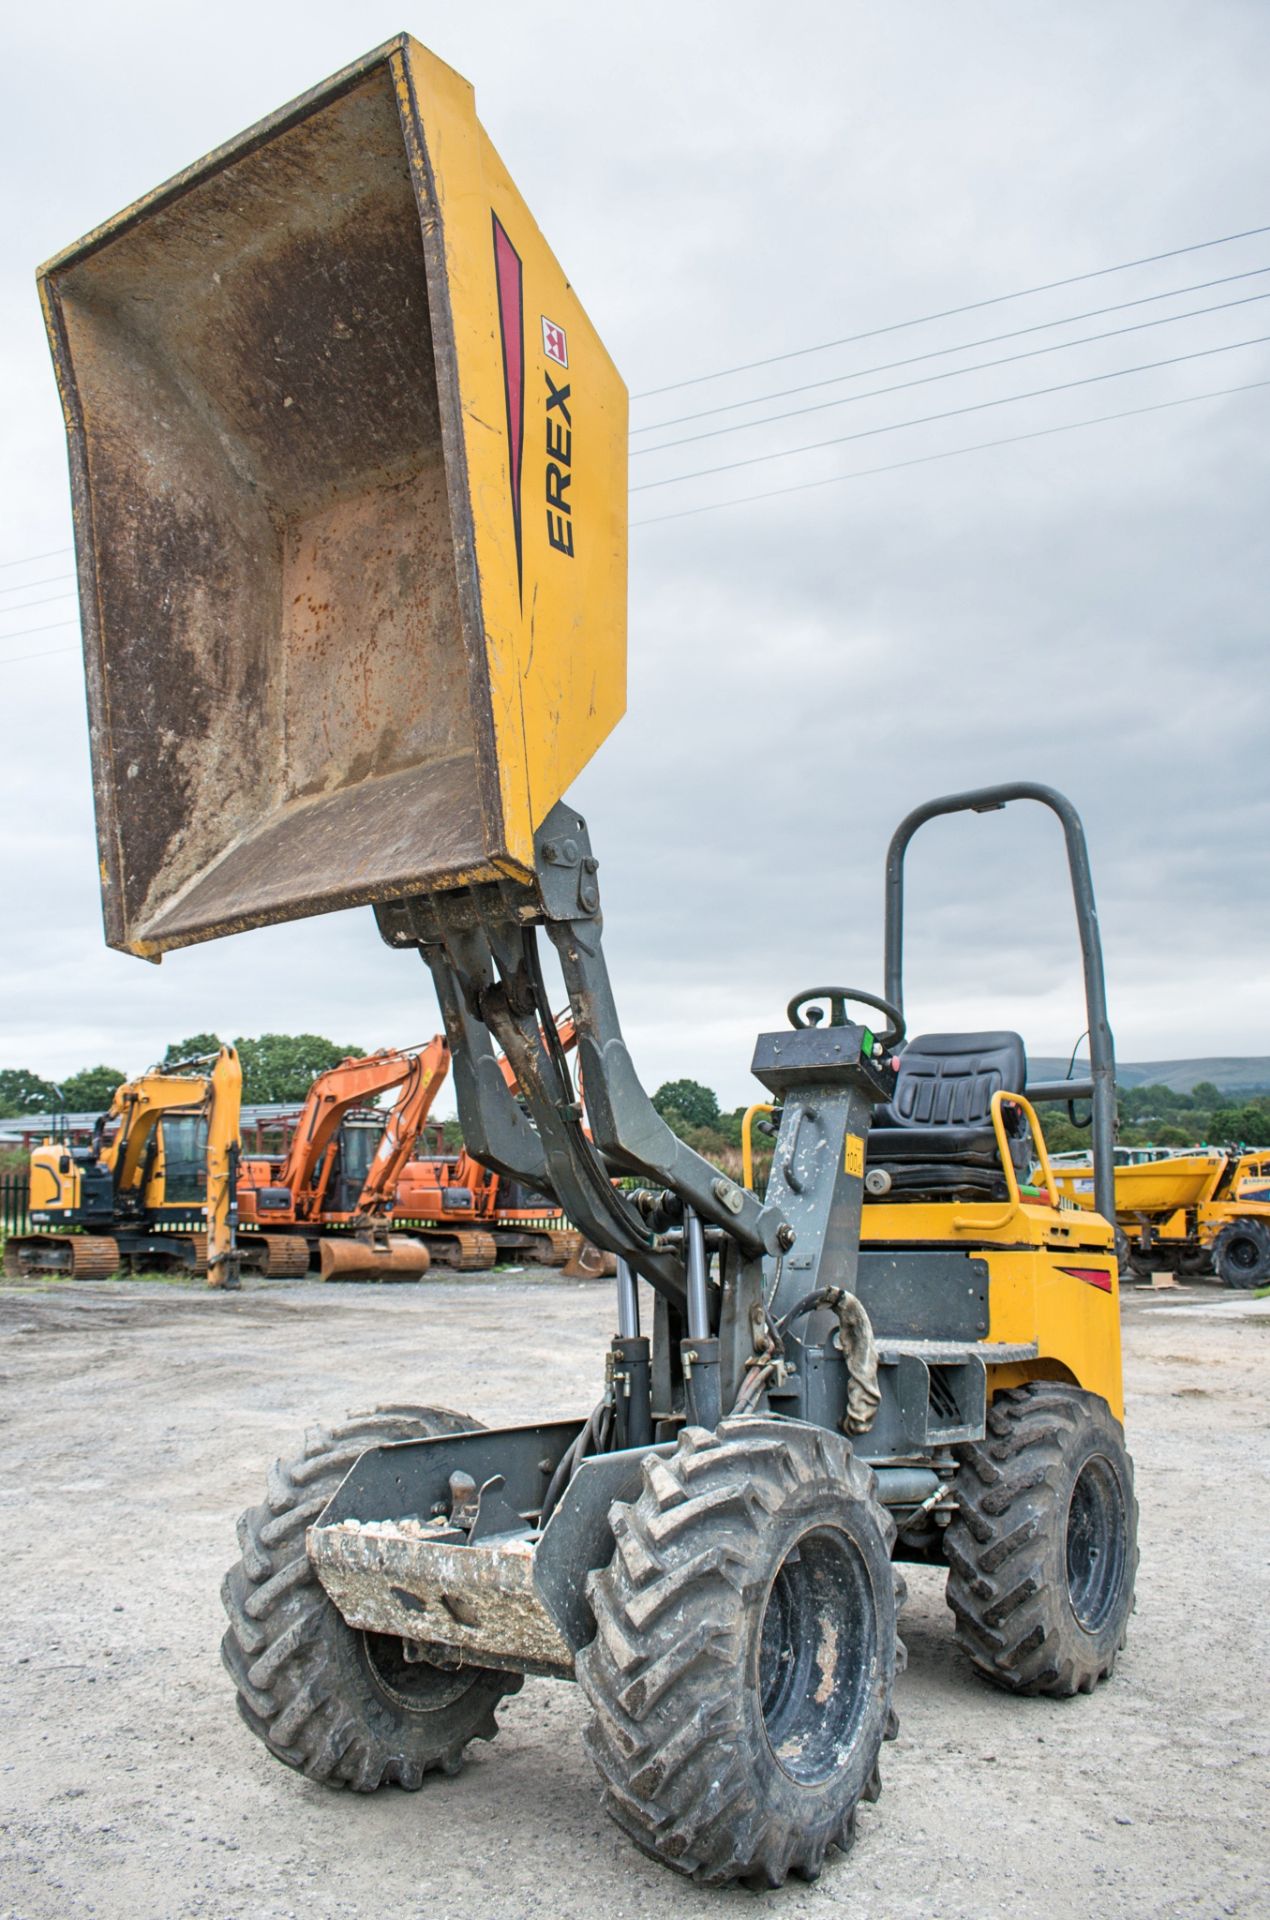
(180, 1231, 209, 1275)
(480, 1225, 579, 1266)
(239, 1233, 312, 1279)
(527, 1227, 581, 1267)
(71, 1236, 125, 1279)
(415, 1228, 499, 1273)
(4, 1234, 122, 1280)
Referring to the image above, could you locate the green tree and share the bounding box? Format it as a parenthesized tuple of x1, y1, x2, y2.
(1036, 1111, 1090, 1154)
(234, 1033, 363, 1104)
(60, 1065, 126, 1110)
(0, 1068, 62, 1117)
(652, 1077, 720, 1131)
(162, 1033, 224, 1069)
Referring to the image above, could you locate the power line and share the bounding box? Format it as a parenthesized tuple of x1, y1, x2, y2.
(0, 617, 79, 643)
(633, 289, 1270, 458)
(631, 376, 1270, 527)
(1, 378, 1260, 646)
(0, 645, 78, 669)
(0, 571, 74, 597)
(631, 263, 1270, 436)
(631, 332, 1270, 492)
(0, 545, 72, 571)
(0, 590, 77, 616)
(632, 220, 1270, 400)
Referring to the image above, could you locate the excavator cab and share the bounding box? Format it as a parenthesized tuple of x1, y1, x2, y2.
(324, 1115, 387, 1216)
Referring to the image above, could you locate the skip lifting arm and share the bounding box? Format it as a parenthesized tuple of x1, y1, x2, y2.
(376, 802, 790, 1325)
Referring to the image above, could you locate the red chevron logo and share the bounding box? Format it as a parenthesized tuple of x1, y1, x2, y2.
(491, 213, 525, 600)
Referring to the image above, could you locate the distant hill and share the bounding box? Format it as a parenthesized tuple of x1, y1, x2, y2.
(1029, 1057, 1270, 1096)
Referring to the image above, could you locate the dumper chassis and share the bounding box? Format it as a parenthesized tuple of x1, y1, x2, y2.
(221, 784, 1139, 1886)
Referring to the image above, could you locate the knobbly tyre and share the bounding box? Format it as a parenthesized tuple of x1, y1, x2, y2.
(39, 36, 1138, 1888)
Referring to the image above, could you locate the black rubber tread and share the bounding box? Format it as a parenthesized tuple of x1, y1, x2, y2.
(221, 1405, 521, 1790)
(1210, 1216, 1270, 1289)
(944, 1382, 1138, 1697)
(577, 1417, 904, 1888)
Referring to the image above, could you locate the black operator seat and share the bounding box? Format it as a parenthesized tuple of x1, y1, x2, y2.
(867, 1031, 1031, 1199)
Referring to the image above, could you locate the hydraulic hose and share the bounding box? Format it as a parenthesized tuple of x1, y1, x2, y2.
(777, 1287, 881, 1435)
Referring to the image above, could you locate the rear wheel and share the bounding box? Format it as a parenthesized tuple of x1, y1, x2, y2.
(579, 1418, 903, 1888)
(1210, 1217, 1270, 1289)
(221, 1406, 520, 1789)
(944, 1383, 1137, 1695)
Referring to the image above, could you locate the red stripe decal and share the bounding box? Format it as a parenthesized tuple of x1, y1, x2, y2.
(491, 214, 525, 599)
(1058, 1265, 1114, 1293)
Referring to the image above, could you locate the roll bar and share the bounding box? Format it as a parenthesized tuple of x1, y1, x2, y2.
(882, 782, 1116, 1228)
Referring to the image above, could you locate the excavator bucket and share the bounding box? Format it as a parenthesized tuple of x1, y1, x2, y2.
(560, 1235, 618, 1280)
(318, 1233, 431, 1282)
(38, 35, 627, 958)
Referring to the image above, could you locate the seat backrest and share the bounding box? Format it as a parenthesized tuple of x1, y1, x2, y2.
(875, 1031, 1027, 1130)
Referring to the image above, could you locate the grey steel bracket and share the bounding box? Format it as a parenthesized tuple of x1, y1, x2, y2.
(377, 801, 788, 1312)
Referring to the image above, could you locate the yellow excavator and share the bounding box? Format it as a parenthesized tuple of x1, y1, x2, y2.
(6, 1048, 242, 1286)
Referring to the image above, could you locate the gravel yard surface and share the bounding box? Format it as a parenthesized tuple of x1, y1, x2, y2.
(0, 1272, 1266, 1920)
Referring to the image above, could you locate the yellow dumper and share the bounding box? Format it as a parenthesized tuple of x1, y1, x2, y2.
(39, 34, 1138, 1887)
(1051, 1148, 1270, 1286)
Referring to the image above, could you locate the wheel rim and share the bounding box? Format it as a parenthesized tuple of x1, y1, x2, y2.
(1225, 1234, 1260, 1274)
(1065, 1455, 1126, 1632)
(758, 1527, 876, 1786)
(360, 1632, 473, 1713)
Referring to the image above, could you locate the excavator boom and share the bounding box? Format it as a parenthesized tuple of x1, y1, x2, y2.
(352, 1037, 450, 1223)
(273, 1049, 430, 1221)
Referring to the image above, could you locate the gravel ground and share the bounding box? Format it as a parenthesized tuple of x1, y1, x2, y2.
(0, 1271, 1266, 1920)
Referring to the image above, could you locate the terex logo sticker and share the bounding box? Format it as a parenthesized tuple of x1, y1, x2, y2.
(545, 368, 574, 559)
(542, 317, 568, 367)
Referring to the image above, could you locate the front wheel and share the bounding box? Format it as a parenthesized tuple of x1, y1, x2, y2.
(1210, 1217, 1270, 1289)
(944, 1383, 1138, 1695)
(578, 1418, 903, 1888)
(221, 1406, 521, 1789)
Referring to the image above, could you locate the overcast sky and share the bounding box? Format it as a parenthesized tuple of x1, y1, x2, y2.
(2, 1, 1268, 1108)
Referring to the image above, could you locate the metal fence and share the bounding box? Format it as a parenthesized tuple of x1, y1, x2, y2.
(0, 1174, 30, 1237)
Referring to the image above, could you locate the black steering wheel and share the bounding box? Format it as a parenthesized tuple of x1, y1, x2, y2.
(786, 987, 906, 1051)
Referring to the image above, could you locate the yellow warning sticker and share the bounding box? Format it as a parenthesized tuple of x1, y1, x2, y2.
(844, 1134, 865, 1178)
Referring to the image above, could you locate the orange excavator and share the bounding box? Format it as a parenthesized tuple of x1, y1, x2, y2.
(394, 1139, 580, 1272)
(393, 1018, 600, 1271)
(237, 1039, 451, 1278)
